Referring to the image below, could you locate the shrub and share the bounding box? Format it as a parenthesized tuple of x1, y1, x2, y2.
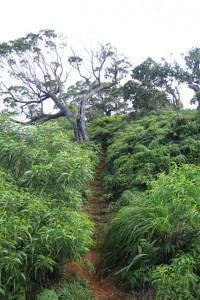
(37, 289, 59, 300)
(55, 281, 94, 300)
(37, 280, 94, 300)
(0, 181, 93, 297)
(100, 165, 200, 291)
(99, 110, 200, 197)
(0, 118, 96, 207)
(0, 117, 96, 297)
(152, 254, 200, 299)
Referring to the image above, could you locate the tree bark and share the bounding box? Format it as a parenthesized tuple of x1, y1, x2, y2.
(76, 97, 89, 141)
(50, 94, 82, 140)
(50, 94, 74, 121)
(75, 84, 116, 141)
(188, 84, 200, 110)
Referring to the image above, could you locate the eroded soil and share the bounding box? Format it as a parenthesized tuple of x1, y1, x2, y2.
(65, 158, 135, 299)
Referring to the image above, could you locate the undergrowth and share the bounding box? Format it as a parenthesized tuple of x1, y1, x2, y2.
(37, 278, 94, 300)
(90, 110, 200, 299)
(0, 117, 97, 298)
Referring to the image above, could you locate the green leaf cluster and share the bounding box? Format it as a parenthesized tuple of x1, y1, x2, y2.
(101, 165, 200, 297)
(91, 110, 200, 297)
(0, 116, 95, 206)
(37, 279, 94, 300)
(0, 116, 96, 297)
(98, 110, 200, 196)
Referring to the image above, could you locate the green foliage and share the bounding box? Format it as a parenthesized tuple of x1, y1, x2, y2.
(128, 57, 187, 114)
(123, 80, 171, 112)
(0, 172, 93, 297)
(37, 289, 59, 300)
(37, 280, 94, 300)
(0, 117, 95, 206)
(0, 116, 96, 297)
(87, 85, 129, 120)
(92, 109, 200, 298)
(152, 254, 200, 299)
(55, 281, 94, 300)
(98, 110, 200, 196)
(184, 47, 200, 109)
(88, 114, 128, 149)
(100, 164, 200, 295)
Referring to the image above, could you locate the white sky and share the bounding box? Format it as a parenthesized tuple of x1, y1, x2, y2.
(0, 0, 200, 108)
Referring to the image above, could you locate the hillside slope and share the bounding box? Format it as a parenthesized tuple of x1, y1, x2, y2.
(89, 110, 200, 299)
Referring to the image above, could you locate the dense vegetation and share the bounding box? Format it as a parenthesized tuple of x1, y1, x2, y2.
(90, 110, 200, 299)
(0, 117, 97, 298)
(91, 110, 200, 196)
(36, 279, 94, 300)
(1, 30, 200, 299)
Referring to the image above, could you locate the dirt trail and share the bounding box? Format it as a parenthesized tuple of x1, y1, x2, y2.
(65, 157, 133, 300)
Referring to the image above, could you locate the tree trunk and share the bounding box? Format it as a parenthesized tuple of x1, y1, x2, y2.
(51, 84, 115, 142)
(76, 97, 89, 142)
(105, 110, 111, 116)
(188, 84, 200, 110)
(50, 94, 81, 140)
(74, 84, 115, 142)
(50, 94, 74, 121)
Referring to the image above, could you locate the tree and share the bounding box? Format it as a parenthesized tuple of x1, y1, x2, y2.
(127, 58, 186, 116)
(0, 30, 131, 141)
(123, 80, 171, 112)
(68, 44, 131, 140)
(190, 90, 200, 109)
(65, 82, 128, 120)
(184, 47, 200, 109)
(89, 85, 128, 118)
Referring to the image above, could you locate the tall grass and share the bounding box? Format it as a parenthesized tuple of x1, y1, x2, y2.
(100, 164, 200, 294)
(0, 117, 96, 298)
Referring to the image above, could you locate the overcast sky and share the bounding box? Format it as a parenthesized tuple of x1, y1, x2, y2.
(0, 0, 200, 107)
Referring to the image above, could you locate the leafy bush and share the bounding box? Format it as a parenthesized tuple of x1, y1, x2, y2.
(55, 281, 94, 300)
(37, 280, 94, 300)
(100, 164, 200, 294)
(90, 110, 200, 297)
(37, 289, 59, 300)
(0, 117, 96, 298)
(0, 117, 96, 207)
(91, 110, 200, 197)
(0, 175, 93, 297)
(152, 254, 200, 299)
(88, 115, 127, 149)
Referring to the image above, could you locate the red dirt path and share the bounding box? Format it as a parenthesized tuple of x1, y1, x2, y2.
(65, 159, 134, 300)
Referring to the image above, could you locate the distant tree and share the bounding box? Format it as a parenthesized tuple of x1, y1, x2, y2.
(127, 58, 186, 116)
(86, 85, 128, 119)
(184, 47, 200, 109)
(0, 30, 131, 141)
(190, 90, 200, 109)
(123, 80, 171, 112)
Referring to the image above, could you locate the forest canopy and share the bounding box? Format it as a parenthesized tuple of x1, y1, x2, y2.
(0, 30, 200, 142)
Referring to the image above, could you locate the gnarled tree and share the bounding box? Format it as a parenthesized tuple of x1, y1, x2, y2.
(184, 47, 200, 110)
(65, 81, 127, 120)
(0, 30, 131, 141)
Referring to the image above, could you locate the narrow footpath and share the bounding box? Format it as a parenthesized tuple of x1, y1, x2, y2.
(66, 157, 132, 300)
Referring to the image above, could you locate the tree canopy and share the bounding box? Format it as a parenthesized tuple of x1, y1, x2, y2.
(0, 30, 199, 144)
(124, 57, 188, 116)
(0, 30, 131, 141)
